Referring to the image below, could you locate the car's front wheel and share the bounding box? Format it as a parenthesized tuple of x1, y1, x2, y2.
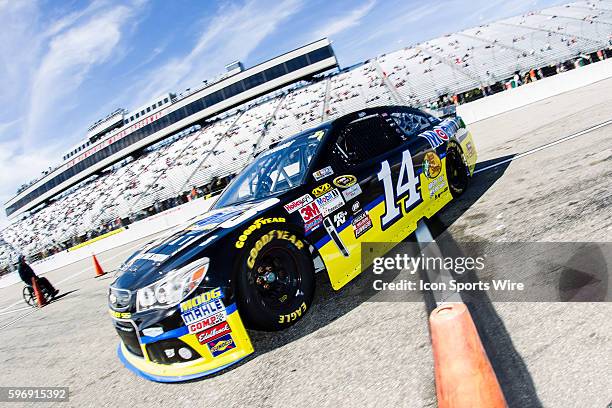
(235, 228, 315, 331)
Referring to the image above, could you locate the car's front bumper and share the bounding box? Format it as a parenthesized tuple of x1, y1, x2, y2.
(115, 304, 254, 383)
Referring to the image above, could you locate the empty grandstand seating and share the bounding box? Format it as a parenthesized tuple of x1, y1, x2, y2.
(2, 1, 611, 265)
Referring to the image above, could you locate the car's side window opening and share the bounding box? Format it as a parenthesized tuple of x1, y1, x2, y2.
(390, 111, 431, 138)
(214, 132, 323, 208)
(328, 114, 402, 170)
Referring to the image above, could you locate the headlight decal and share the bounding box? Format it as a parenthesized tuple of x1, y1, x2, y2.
(140, 325, 189, 345)
(136, 257, 210, 312)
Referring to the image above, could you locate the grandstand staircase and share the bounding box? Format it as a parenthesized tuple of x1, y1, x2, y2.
(250, 94, 287, 157)
(321, 77, 332, 121)
(414, 45, 482, 93)
(373, 60, 406, 105)
(125, 125, 214, 214)
(455, 32, 547, 79)
(179, 111, 245, 194)
(498, 21, 605, 55)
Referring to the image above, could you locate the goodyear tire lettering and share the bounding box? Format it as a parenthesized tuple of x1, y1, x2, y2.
(246, 230, 304, 268)
(235, 217, 285, 248)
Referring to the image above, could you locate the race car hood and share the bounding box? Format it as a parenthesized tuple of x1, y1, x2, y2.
(112, 198, 279, 291)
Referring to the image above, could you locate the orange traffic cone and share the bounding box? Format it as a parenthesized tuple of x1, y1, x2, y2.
(31, 277, 46, 308)
(429, 303, 507, 408)
(93, 254, 105, 277)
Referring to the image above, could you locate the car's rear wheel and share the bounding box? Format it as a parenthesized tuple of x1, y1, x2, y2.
(446, 143, 469, 197)
(235, 228, 315, 331)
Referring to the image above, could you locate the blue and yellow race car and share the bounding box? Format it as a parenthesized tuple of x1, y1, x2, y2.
(108, 105, 477, 382)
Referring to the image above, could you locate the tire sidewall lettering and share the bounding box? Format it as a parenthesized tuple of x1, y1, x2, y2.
(246, 230, 304, 268)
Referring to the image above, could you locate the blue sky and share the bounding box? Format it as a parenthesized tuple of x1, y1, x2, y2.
(0, 0, 567, 226)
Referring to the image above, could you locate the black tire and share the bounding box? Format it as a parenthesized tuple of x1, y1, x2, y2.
(235, 227, 315, 331)
(446, 143, 469, 197)
(23, 286, 37, 307)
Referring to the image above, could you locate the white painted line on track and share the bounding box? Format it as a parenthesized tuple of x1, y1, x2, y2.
(415, 221, 462, 305)
(474, 118, 612, 174)
(0, 297, 35, 314)
(0, 308, 38, 330)
(0, 246, 136, 314)
(0, 242, 142, 327)
(0, 306, 33, 316)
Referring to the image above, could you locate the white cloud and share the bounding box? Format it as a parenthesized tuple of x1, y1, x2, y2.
(126, 0, 304, 107)
(312, 0, 376, 39)
(23, 4, 136, 148)
(0, 0, 298, 227)
(0, 141, 59, 228)
(0, 1, 143, 227)
(340, 2, 444, 53)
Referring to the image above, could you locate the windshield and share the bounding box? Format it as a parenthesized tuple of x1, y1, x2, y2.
(213, 129, 326, 208)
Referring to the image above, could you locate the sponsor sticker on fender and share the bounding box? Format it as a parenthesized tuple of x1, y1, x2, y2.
(428, 174, 448, 198)
(333, 175, 356, 189)
(333, 211, 347, 227)
(283, 194, 313, 213)
(341, 183, 362, 201)
(352, 211, 373, 239)
(187, 311, 227, 334)
(196, 321, 232, 345)
(299, 201, 321, 223)
(466, 140, 475, 157)
(304, 215, 323, 233)
(422, 151, 442, 179)
(207, 333, 236, 357)
(181, 296, 226, 326)
(315, 189, 345, 217)
(313, 166, 333, 181)
(180, 287, 223, 312)
(312, 183, 332, 197)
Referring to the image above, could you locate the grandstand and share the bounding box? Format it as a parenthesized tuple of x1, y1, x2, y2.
(1, 1, 611, 270)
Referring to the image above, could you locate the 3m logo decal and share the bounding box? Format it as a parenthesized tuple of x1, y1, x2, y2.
(299, 201, 321, 223)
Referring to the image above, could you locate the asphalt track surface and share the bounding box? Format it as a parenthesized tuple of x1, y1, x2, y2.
(0, 79, 611, 407)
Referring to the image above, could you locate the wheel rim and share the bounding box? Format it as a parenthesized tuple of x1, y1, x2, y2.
(250, 246, 302, 312)
(447, 147, 467, 191)
(23, 287, 36, 307)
